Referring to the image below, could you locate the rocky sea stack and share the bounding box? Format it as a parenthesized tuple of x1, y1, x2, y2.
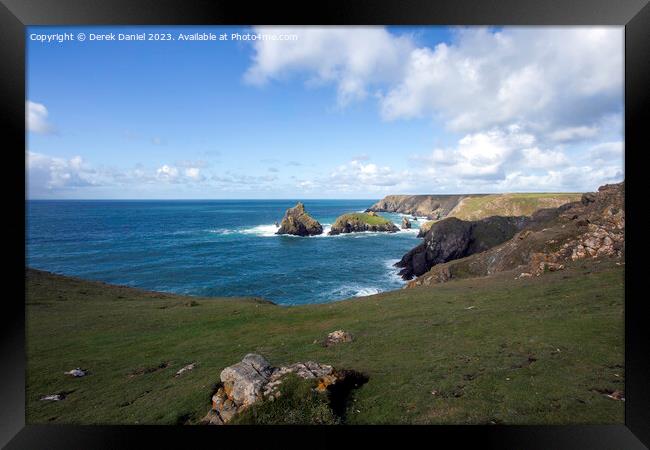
(276, 202, 323, 236)
(329, 213, 399, 235)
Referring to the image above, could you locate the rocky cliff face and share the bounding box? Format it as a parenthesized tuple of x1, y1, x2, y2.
(329, 213, 399, 235)
(405, 182, 624, 288)
(395, 216, 529, 280)
(366, 195, 476, 219)
(276, 202, 323, 236)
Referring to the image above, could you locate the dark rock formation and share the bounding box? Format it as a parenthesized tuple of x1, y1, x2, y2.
(405, 182, 625, 288)
(395, 216, 528, 280)
(276, 202, 323, 236)
(401, 217, 411, 229)
(329, 213, 399, 235)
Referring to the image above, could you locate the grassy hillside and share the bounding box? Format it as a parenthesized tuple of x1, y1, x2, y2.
(448, 193, 582, 221)
(26, 259, 623, 425)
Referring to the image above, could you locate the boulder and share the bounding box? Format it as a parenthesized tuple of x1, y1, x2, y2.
(220, 353, 274, 408)
(276, 202, 323, 236)
(401, 217, 411, 229)
(329, 213, 399, 235)
(64, 368, 87, 377)
(174, 362, 197, 377)
(323, 330, 354, 347)
(204, 354, 349, 425)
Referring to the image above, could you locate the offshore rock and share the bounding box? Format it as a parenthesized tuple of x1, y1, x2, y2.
(276, 202, 323, 236)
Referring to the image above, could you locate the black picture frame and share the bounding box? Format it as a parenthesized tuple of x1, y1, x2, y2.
(2, 0, 648, 448)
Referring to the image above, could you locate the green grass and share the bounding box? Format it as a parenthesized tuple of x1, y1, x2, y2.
(450, 193, 582, 221)
(26, 259, 623, 425)
(230, 374, 340, 425)
(336, 213, 393, 226)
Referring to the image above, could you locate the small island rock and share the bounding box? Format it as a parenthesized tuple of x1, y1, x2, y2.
(401, 217, 411, 229)
(329, 213, 399, 235)
(276, 202, 323, 236)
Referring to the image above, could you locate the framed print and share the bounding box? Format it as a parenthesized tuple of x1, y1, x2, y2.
(2, 0, 649, 448)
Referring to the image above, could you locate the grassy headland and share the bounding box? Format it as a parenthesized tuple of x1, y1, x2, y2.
(449, 193, 582, 221)
(26, 258, 623, 425)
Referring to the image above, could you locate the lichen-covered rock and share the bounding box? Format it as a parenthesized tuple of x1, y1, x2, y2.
(220, 354, 273, 408)
(203, 354, 349, 425)
(329, 213, 399, 235)
(322, 330, 354, 347)
(276, 202, 323, 236)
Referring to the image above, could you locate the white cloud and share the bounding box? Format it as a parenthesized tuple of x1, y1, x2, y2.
(380, 27, 623, 135)
(26, 101, 55, 134)
(589, 141, 624, 160)
(244, 26, 623, 194)
(329, 159, 404, 189)
(184, 167, 201, 180)
(244, 26, 414, 105)
(549, 126, 599, 142)
(27, 152, 100, 193)
(156, 164, 179, 180)
(521, 147, 569, 169)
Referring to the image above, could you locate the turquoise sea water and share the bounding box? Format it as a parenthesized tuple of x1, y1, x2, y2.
(26, 200, 425, 305)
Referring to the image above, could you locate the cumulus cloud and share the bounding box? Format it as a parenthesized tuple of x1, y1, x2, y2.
(245, 26, 623, 193)
(379, 27, 623, 136)
(156, 164, 179, 180)
(26, 101, 55, 134)
(244, 26, 414, 105)
(27, 152, 102, 196)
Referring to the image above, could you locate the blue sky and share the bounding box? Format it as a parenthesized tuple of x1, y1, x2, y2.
(26, 26, 624, 199)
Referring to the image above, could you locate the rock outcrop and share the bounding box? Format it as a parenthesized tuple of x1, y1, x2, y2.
(322, 330, 354, 347)
(203, 354, 350, 425)
(401, 217, 411, 229)
(395, 216, 528, 280)
(329, 213, 399, 235)
(417, 221, 435, 238)
(366, 195, 474, 219)
(276, 202, 323, 236)
(405, 182, 624, 288)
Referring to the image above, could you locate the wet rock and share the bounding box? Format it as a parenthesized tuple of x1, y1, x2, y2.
(401, 217, 411, 229)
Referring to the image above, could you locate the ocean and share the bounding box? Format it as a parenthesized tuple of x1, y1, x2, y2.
(26, 200, 425, 305)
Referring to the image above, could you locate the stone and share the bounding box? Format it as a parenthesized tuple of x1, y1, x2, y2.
(175, 362, 197, 377)
(205, 354, 351, 424)
(220, 353, 273, 408)
(276, 202, 323, 236)
(323, 330, 354, 347)
(64, 368, 86, 377)
(401, 217, 411, 229)
(40, 394, 64, 401)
